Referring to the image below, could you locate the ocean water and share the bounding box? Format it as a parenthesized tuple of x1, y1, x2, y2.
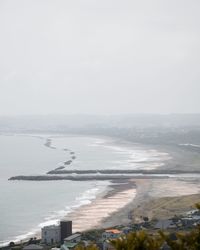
(0, 134, 169, 246)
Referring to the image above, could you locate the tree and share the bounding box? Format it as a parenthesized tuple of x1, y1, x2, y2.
(75, 244, 99, 250)
(110, 231, 163, 250)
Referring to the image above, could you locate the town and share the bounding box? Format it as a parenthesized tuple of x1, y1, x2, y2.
(3, 205, 200, 250)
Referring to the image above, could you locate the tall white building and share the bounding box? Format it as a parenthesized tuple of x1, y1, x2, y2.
(41, 225, 60, 244)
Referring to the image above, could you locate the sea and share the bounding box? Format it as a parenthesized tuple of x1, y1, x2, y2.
(0, 134, 169, 246)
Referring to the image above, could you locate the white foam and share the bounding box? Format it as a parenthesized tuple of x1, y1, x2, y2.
(180, 143, 200, 148)
(0, 183, 107, 247)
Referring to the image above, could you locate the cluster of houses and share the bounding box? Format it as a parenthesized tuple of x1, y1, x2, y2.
(100, 209, 200, 250)
(7, 209, 200, 250)
(18, 221, 82, 250)
(40, 223, 134, 250)
(100, 210, 200, 250)
(153, 209, 200, 231)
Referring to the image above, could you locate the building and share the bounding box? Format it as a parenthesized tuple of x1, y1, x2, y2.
(41, 225, 60, 245)
(181, 216, 200, 227)
(41, 220, 73, 245)
(102, 229, 122, 250)
(60, 221, 72, 243)
(154, 220, 176, 230)
(64, 233, 81, 243)
(122, 227, 132, 234)
(102, 229, 122, 240)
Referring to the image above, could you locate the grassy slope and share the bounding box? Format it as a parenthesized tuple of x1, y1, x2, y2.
(132, 193, 200, 221)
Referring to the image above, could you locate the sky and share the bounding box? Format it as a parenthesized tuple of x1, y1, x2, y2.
(0, 0, 200, 116)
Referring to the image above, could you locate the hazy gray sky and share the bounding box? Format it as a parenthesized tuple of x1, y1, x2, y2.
(0, 0, 200, 115)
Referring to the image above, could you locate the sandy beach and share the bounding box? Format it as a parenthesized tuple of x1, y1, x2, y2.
(40, 141, 200, 233)
(13, 176, 200, 245)
(63, 176, 200, 233)
(64, 180, 137, 232)
(105, 177, 200, 226)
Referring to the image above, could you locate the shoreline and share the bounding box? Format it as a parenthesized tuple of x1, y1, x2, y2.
(64, 179, 137, 232)
(0, 181, 109, 247)
(0, 179, 137, 247)
(2, 133, 200, 246)
(3, 177, 200, 247)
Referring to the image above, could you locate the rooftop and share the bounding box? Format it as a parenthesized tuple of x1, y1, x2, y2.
(154, 220, 175, 230)
(64, 233, 81, 241)
(105, 229, 121, 234)
(42, 225, 59, 229)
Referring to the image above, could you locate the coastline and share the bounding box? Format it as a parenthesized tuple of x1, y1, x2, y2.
(63, 180, 137, 232)
(38, 177, 200, 235)
(1, 180, 137, 246)
(3, 178, 200, 247)
(2, 133, 200, 246)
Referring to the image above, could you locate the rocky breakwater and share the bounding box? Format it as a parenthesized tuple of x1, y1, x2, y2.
(8, 169, 200, 182)
(8, 174, 169, 181)
(46, 169, 200, 175)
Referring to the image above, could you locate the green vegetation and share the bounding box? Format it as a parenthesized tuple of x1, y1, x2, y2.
(75, 245, 99, 250)
(159, 227, 200, 250)
(110, 231, 163, 250)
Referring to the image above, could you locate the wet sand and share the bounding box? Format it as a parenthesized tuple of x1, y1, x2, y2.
(64, 180, 137, 232)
